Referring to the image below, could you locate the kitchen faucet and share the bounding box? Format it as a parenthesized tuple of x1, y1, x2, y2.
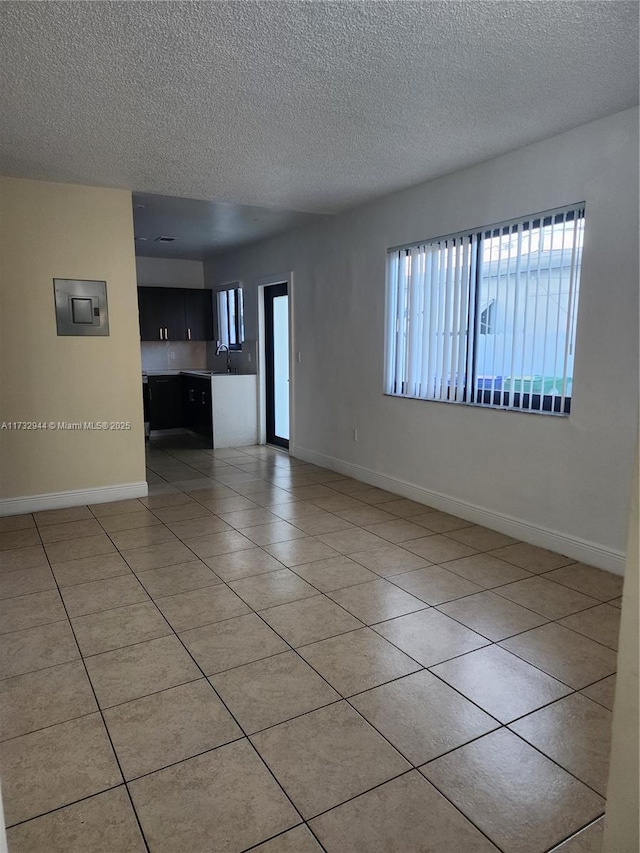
(215, 343, 232, 373)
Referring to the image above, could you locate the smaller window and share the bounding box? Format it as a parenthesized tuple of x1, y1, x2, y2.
(479, 300, 495, 335)
(217, 287, 244, 351)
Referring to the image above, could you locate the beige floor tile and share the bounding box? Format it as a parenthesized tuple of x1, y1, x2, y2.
(183, 529, 255, 559)
(581, 675, 616, 710)
(179, 612, 289, 674)
(374, 608, 488, 667)
(136, 560, 221, 598)
(230, 568, 319, 610)
(442, 553, 533, 588)
(353, 487, 399, 505)
(61, 573, 149, 617)
(151, 502, 213, 523)
(291, 513, 357, 536)
(559, 604, 621, 650)
(412, 511, 474, 534)
(120, 539, 196, 571)
(85, 635, 201, 708)
(334, 506, 396, 527)
(104, 679, 242, 779)
(326, 478, 371, 495)
(51, 552, 131, 587)
(446, 524, 518, 551)
(34, 506, 92, 527)
(219, 507, 280, 528)
(97, 509, 161, 532)
(382, 499, 434, 518)
(317, 528, 388, 555)
(350, 670, 498, 765)
(391, 565, 484, 605)
(0, 545, 48, 573)
(204, 547, 285, 581)
(290, 483, 337, 501)
(265, 537, 340, 567)
(44, 534, 116, 564)
(494, 576, 599, 619)
(510, 694, 612, 795)
(259, 594, 363, 647)
(0, 528, 41, 552)
(550, 818, 604, 852)
(243, 521, 309, 546)
(0, 515, 34, 533)
(297, 627, 421, 696)
(0, 660, 97, 741)
(363, 518, 432, 544)
(0, 566, 56, 600)
(250, 825, 323, 852)
(431, 645, 570, 723)
(0, 713, 122, 826)
(0, 620, 79, 680)
(327, 578, 427, 624)
(6, 787, 147, 853)
(89, 498, 147, 517)
(438, 590, 549, 641)
(141, 491, 194, 511)
(109, 524, 178, 551)
(311, 770, 500, 853)
(38, 519, 103, 543)
(405, 534, 478, 563)
(129, 740, 299, 852)
(269, 501, 327, 521)
(72, 601, 172, 656)
(0, 589, 65, 634)
(251, 702, 409, 818)
(211, 651, 340, 734)
(544, 563, 624, 602)
(421, 728, 604, 853)
(500, 623, 618, 689)
(292, 555, 379, 591)
(350, 543, 430, 576)
(489, 542, 574, 573)
(201, 495, 261, 514)
(165, 514, 231, 539)
(609, 597, 622, 608)
(155, 584, 250, 632)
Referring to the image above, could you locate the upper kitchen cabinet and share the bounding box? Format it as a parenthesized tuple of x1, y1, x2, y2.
(137, 287, 213, 341)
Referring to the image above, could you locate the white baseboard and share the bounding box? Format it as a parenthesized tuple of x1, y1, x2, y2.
(291, 445, 626, 576)
(0, 482, 149, 517)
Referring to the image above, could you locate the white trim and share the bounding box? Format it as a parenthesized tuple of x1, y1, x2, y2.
(0, 481, 149, 517)
(292, 446, 626, 576)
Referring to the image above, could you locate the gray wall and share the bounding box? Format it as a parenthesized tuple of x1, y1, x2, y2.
(204, 107, 639, 571)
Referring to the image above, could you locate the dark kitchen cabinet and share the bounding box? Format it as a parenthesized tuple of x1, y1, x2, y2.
(147, 375, 182, 430)
(137, 287, 213, 342)
(181, 375, 213, 442)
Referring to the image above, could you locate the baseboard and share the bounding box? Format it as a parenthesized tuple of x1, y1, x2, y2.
(291, 445, 626, 576)
(0, 482, 149, 517)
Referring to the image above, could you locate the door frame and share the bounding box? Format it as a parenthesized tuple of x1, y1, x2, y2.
(257, 272, 294, 451)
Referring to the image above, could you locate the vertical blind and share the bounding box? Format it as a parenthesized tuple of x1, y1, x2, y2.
(385, 204, 585, 414)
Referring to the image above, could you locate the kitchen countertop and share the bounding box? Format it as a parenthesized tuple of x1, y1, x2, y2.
(142, 370, 250, 377)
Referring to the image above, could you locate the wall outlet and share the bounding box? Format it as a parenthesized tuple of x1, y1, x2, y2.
(168, 350, 176, 361)
(297, 352, 302, 363)
(247, 352, 252, 363)
(352, 428, 358, 441)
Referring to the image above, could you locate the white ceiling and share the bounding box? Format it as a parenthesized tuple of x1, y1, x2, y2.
(1, 1, 638, 249)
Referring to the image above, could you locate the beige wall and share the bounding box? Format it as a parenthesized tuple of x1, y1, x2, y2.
(604, 450, 639, 853)
(0, 177, 146, 501)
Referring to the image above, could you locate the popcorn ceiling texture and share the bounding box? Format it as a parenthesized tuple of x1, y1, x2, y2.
(0, 1, 637, 214)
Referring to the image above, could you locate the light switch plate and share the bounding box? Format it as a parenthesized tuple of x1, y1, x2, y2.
(54, 279, 109, 336)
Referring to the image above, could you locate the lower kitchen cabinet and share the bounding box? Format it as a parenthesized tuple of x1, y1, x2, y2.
(147, 375, 182, 430)
(181, 375, 213, 442)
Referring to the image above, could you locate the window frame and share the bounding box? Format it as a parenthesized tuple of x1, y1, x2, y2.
(384, 204, 585, 416)
(216, 285, 244, 351)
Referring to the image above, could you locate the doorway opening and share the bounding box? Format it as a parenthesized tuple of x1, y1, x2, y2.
(263, 282, 290, 449)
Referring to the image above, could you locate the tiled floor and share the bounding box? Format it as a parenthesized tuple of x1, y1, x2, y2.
(0, 438, 622, 853)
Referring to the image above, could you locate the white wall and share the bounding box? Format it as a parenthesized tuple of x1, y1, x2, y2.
(205, 108, 639, 571)
(136, 256, 204, 288)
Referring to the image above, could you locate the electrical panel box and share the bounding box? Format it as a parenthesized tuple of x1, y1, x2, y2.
(53, 279, 109, 336)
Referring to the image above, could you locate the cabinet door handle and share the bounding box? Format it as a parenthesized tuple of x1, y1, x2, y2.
(187, 328, 191, 340)
(165, 327, 169, 340)
(201, 392, 206, 404)
(159, 327, 163, 340)
(148, 388, 152, 400)
(189, 389, 194, 402)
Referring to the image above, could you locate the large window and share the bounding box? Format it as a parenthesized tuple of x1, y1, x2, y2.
(385, 204, 585, 414)
(217, 286, 244, 350)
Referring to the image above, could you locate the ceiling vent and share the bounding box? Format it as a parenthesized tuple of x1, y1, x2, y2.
(154, 236, 175, 242)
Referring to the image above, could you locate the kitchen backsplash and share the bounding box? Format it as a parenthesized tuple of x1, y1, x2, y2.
(206, 339, 257, 375)
(141, 341, 207, 371)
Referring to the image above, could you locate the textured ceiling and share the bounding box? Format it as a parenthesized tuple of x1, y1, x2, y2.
(1, 1, 638, 218)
